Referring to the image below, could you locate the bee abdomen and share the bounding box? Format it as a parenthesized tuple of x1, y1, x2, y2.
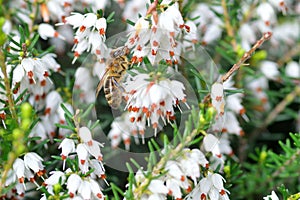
(106, 89, 122, 109)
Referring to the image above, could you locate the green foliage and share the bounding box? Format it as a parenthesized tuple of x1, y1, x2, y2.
(227, 133, 300, 199)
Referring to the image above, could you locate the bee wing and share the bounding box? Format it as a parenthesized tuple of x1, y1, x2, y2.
(112, 77, 125, 93)
(95, 69, 109, 98)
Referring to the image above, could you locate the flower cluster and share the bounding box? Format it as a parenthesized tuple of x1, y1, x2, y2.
(42, 126, 106, 199)
(4, 153, 45, 199)
(57, 12, 108, 63)
(125, 0, 197, 65)
(131, 148, 229, 200)
(124, 73, 189, 133)
(186, 172, 230, 200)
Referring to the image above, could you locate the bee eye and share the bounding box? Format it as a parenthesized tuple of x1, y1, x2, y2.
(113, 50, 121, 57)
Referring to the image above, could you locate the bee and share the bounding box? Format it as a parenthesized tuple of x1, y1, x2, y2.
(96, 46, 130, 109)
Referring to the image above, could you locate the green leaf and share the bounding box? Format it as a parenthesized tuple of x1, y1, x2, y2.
(130, 158, 142, 171)
(18, 25, 26, 44)
(80, 103, 95, 119)
(111, 183, 123, 200)
(60, 103, 73, 119)
(7, 34, 22, 48)
(106, 11, 115, 23)
(126, 19, 135, 26)
(14, 88, 28, 103)
(215, 46, 236, 64)
(55, 123, 75, 131)
(27, 33, 40, 52)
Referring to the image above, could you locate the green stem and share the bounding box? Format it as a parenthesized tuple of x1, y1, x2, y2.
(0, 50, 17, 120)
(133, 129, 198, 199)
(0, 50, 18, 194)
(221, 0, 237, 52)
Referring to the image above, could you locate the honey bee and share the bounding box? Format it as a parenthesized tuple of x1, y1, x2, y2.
(96, 46, 130, 109)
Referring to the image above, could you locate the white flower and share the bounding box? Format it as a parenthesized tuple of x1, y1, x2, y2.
(78, 180, 92, 199)
(147, 179, 169, 195)
(84, 141, 103, 161)
(268, 0, 287, 14)
(203, 134, 221, 156)
(263, 191, 279, 200)
(211, 82, 225, 117)
(239, 24, 256, 51)
(256, 2, 276, 27)
(29, 122, 47, 143)
(44, 91, 62, 116)
(186, 172, 230, 200)
(123, 0, 148, 26)
(67, 174, 82, 198)
(41, 53, 61, 72)
(79, 126, 93, 144)
(76, 143, 88, 166)
(59, 138, 75, 168)
(2, 20, 12, 34)
(89, 159, 105, 179)
(57, 12, 108, 62)
(13, 158, 25, 184)
(202, 19, 223, 45)
(24, 152, 45, 176)
(272, 21, 299, 45)
(183, 20, 198, 49)
(44, 171, 65, 186)
(90, 179, 104, 199)
(95, 18, 107, 35)
(260, 61, 279, 80)
(226, 93, 245, 115)
(124, 73, 189, 136)
(223, 111, 244, 136)
(38, 23, 65, 40)
(5, 169, 16, 186)
(285, 61, 300, 79)
(74, 67, 96, 103)
(61, 12, 85, 28)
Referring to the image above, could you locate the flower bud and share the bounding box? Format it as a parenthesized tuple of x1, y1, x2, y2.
(21, 102, 32, 119)
(53, 183, 62, 195)
(206, 106, 216, 122)
(21, 118, 31, 130)
(0, 17, 7, 46)
(223, 165, 230, 176)
(259, 151, 267, 163)
(14, 143, 26, 155)
(12, 128, 23, 140)
(199, 113, 206, 125)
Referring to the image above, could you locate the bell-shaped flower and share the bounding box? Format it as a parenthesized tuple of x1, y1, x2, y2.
(24, 152, 45, 176)
(67, 173, 82, 198)
(38, 23, 65, 40)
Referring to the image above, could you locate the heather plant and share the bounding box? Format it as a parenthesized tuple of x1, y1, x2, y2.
(0, 0, 299, 200)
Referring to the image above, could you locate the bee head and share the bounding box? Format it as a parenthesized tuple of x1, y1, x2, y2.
(110, 46, 129, 58)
